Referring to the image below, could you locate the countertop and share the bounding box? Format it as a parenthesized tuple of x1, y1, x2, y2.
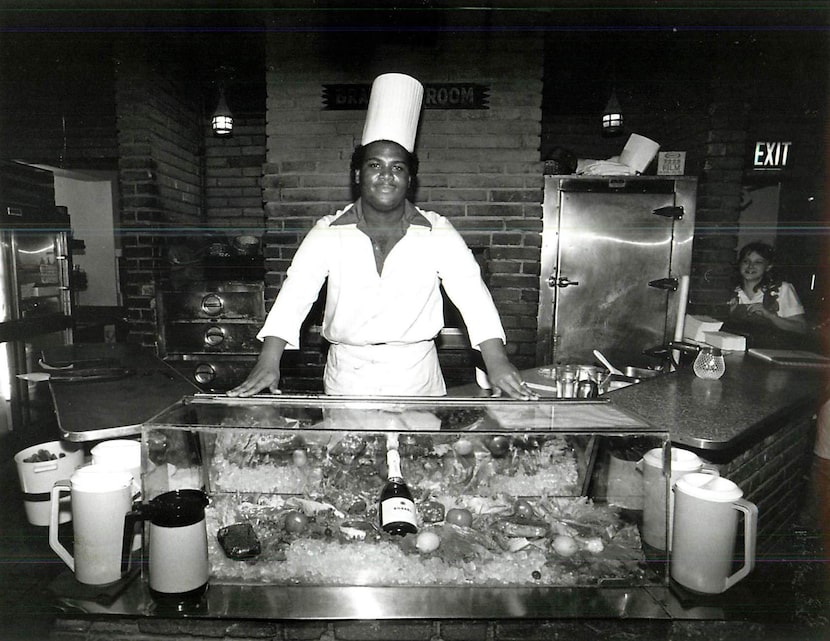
(451, 352, 829, 451)
(608, 352, 828, 451)
(44, 343, 201, 442)
(49, 344, 828, 450)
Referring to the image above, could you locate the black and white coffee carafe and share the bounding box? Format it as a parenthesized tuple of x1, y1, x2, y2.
(125, 489, 209, 608)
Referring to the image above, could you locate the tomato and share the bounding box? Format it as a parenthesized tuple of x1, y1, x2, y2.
(513, 499, 534, 521)
(485, 435, 510, 458)
(284, 510, 309, 533)
(445, 508, 473, 528)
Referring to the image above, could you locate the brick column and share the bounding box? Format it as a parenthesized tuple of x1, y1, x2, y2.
(114, 44, 203, 345)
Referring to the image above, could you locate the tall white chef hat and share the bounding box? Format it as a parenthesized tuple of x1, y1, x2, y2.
(361, 73, 424, 153)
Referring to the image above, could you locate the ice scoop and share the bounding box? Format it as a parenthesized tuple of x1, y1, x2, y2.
(592, 349, 623, 376)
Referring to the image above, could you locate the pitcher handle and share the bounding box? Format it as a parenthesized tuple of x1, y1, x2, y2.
(723, 498, 758, 591)
(121, 502, 147, 575)
(48, 480, 74, 572)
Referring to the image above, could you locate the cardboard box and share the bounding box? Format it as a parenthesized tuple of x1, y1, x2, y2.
(684, 314, 723, 342)
(703, 331, 747, 352)
(657, 151, 686, 176)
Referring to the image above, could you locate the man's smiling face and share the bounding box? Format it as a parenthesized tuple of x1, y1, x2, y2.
(357, 140, 411, 213)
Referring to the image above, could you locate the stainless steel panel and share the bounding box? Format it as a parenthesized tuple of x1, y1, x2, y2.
(55, 581, 672, 620)
(537, 176, 696, 369)
(160, 321, 262, 354)
(0, 207, 74, 430)
(47, 343, 200, 443)
(158, 282, 265, 321)
(164, 354, 258, 391)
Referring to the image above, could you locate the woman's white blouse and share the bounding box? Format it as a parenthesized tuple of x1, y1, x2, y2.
(734, 281, 805, 318)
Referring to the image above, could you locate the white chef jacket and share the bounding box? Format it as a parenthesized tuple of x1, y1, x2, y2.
(733, 281, 804, 318)
(257, 200, 506, 395)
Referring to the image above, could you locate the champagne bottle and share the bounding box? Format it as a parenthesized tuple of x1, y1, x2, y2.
(379, 448, 417, 535)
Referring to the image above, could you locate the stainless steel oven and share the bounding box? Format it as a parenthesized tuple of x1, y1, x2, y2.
(157, 282, 264, 392)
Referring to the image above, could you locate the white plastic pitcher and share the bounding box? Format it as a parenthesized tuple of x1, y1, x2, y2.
(671, 473, 758, 594)
(91, 439, 143, 551)
(640, 446, 717, 550)
(49, 466, 134, 585)
(91, 439, 141, 495)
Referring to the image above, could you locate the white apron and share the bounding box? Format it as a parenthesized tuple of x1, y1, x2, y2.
(324, 341, 446, 396)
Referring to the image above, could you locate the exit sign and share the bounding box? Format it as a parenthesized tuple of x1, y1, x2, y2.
(752, 141, 792, 170)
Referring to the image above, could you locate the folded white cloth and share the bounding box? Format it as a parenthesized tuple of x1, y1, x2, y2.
(577, 160, 637, 175)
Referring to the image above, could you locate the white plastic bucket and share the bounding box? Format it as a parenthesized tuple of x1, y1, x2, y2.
(14, 440, 85, 526)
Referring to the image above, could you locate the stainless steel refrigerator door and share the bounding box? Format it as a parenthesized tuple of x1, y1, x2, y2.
(537, 176, 696, 369)
(8, 231, 72, 321)
(0, 229, 73, 430)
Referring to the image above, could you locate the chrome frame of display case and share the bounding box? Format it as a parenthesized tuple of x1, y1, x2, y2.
(58, 394, 675, 621)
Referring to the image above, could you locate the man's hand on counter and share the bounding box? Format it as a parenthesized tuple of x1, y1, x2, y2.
(478, 338, 538, 401)
(227, 336, 286, 397)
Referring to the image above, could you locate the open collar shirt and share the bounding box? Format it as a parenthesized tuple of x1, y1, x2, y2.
(257, 200, 506, 350)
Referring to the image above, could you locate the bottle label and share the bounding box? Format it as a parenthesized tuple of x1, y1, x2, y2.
(380, 497, 417, 526)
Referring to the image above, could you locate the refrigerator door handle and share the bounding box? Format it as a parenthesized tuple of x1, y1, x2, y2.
(648, 277, 679, 291)
(652, 205, 684, 219)
(547, 275, 580, 288)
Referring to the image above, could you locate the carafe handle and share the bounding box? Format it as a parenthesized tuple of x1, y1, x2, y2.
(723, 498, 758, 591)
(48, 481, 74, 572)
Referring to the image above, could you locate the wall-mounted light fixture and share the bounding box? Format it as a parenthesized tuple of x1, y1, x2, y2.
(602, 88, 623, 136)
(211, 86, 234, 136)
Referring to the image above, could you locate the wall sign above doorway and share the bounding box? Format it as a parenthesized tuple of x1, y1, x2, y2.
(752, 141, 792, 171)
(322, 83, 490, 110)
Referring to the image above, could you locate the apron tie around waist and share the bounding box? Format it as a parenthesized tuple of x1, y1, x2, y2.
(324, 341, 445, 396)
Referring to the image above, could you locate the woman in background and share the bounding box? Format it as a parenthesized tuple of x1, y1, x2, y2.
(726, 241, 808, 341)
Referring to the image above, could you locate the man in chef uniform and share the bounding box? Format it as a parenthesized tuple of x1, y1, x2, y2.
(228, 73, 531, 399)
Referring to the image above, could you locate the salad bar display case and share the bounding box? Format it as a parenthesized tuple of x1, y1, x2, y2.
(124, 394, 673, 620)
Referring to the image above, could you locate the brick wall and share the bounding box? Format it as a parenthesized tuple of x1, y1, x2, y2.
(687, 99, 750, 315)
(115, 48, 203, 346)
(700, 409, 817, 554)
(2, 32, 824, 354)
(204, 113, 267, 236)
(261, 32, 545, 377)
